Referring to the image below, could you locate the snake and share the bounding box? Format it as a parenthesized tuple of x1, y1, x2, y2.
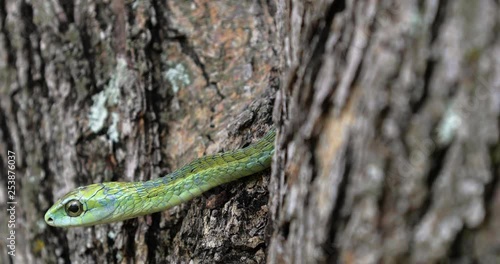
(44, 128, 275, 227)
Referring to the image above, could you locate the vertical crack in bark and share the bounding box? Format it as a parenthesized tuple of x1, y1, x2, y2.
(145, 213, 162, 263)
(300, 0, 346, 113)
(447, 226, 469, 261)
(147, 0, 172, 144)
(429, 0, 448, 44)
(19, 1, 34, 91)
(413, 143, 451, 224)
(124, 220, 139, 262)
(407, 0, 452, 227)
(484, 143, 500, 215)
(411, 0, 449, 114)
(0, 0, 15, 66)
(410, 58, 434, 114)
(0, 105, 13, 151)
(78, 22, 98, 95)
(324, 142, 351, 263)
(58, 0, 75, 24)
(55, 0, 73, 32)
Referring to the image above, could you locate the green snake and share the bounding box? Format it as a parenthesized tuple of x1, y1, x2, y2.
(44, 128, 275, 227)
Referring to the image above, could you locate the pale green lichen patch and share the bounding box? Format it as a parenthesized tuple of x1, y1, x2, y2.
(437, 108, 462, 145)
(89, 92, 109, 132)
(89, 58, 133, 141)
(164, 63, 191, 93)
(108, 113, 120, 142)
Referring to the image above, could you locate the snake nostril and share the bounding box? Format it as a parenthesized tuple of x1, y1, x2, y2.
(47, 217, 53, 222)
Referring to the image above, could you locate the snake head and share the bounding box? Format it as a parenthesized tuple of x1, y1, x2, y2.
(44, 183, 117, 227)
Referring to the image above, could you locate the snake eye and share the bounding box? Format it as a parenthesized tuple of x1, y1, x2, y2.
(65, 200, 83, 217)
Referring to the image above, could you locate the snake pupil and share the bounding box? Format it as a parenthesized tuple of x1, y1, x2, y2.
(65, 200, 83, 217)
(69, 204, 79, 212)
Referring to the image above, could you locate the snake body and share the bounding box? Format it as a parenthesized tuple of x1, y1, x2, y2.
(45, 128, 275, 227)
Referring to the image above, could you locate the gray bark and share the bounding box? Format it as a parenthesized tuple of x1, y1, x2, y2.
(0, 0, 499, 264)
(269, 0, 499, 263)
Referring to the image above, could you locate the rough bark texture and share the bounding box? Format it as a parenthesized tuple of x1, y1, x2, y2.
(0, 0, 277, 263)
(0, 0, 499, 264)
(269, 0, 500, 263)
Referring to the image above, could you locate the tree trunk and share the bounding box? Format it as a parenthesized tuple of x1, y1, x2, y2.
(0, 0, 498, 264)
(268, 0, 499, 263)
(0, 0, 277, 263)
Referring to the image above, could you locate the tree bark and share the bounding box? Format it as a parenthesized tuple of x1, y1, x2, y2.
(0, 0, 499, 264)
(269, 0, 499, 263)
(0, 0, 277, 263)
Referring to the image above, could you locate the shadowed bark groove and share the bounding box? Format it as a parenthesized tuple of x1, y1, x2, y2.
(0, 0, 498, 264)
